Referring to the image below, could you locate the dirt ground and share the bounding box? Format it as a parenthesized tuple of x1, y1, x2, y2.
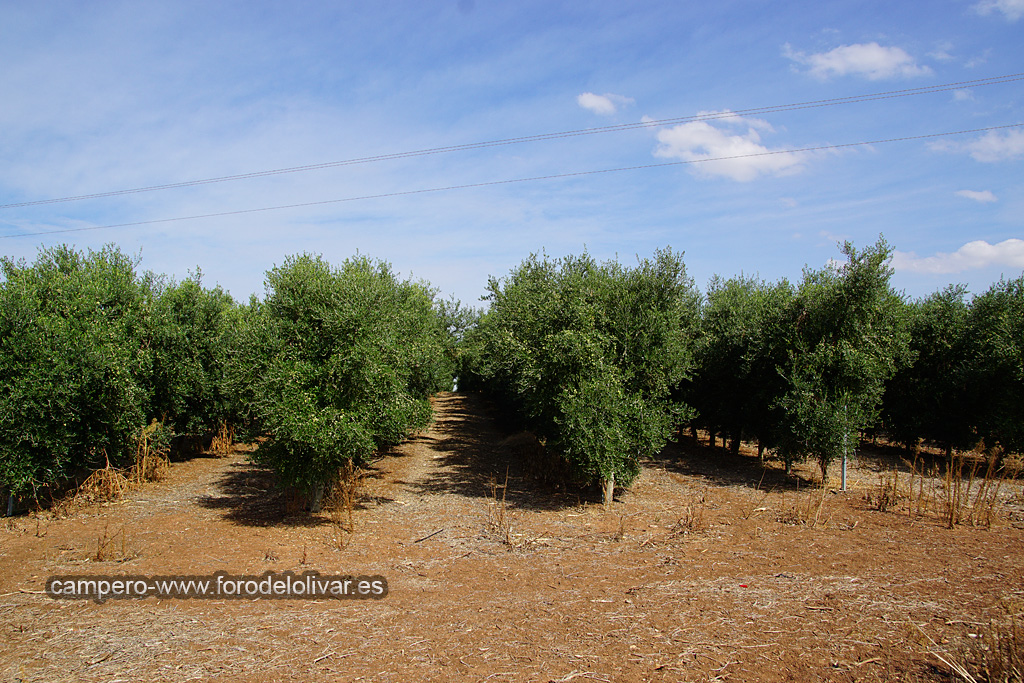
(2, 392, 1023, 682)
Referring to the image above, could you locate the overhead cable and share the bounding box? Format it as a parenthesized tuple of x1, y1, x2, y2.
(1, 73, 1021, 210)
(3, 122, 1020, 240)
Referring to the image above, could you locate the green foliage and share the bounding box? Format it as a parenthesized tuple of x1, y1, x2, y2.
(880, 274, 1024, 458)
(145, 270, 236, 435)
(882, 285, 975, 454)
(684, 275, 794, 453)
(773, 238, 912, 477)
(219, 295, 275, 436)
(2, 237, 1016, 506)
(438, 296, 483, 391)
(0, 245, 152, 493)
(225, 253, 453, 498)
(0, 244, 240, 496)
(969, 275, 1024, 453)
(465, 249, 699, 493)
(681, 238, 913, 480)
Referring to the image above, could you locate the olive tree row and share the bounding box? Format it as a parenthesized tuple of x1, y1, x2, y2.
(461, 249, 700, 504)
(883, 275, 1024, 459)
(681, 238, 913, 480)
(223, 253, 454, 510)
(0, 245, 237, 498)
(685, 237, 1024, 479)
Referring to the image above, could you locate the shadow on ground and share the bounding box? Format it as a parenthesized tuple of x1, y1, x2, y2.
(651, 439, 820, 493)
(415, 393, 839, 507)
(407, 393, 585, 511)
(196, 459, 327, 528)
(197, 392, 927, 525)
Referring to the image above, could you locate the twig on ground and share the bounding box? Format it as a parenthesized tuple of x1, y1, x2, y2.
(414, 528, 446, 543)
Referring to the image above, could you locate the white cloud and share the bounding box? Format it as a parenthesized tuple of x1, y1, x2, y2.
(974, 0, 1024, 20)
(653, 112, 810, 182)
(930, 128, 1024, 162)
(576, 92, 634, 116)
(929, 42, 956, 62)
(955, 189, 998, 203)
(892, 239, 1024, 273)
(819, 230, 851, 243)
(965, 51, 991, 68)
(964, 129, 1024, 162)
(783, 42, 932, 80)
(953, 89, 974, 101)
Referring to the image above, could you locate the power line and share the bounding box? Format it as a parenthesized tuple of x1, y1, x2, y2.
(3, 123, 1020, 241)
(1, 73, 1022, 210)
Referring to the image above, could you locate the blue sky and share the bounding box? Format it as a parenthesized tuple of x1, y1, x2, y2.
(1, 0, 1022, 306)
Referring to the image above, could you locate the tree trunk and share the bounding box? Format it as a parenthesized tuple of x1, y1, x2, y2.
(730, 432, 741, 456)
(309, 483, 326, 513)
(603, 475, 615, 507)
(690, 425, 698, 441)
(757, 441, 765, 461)
(819, 458, 828, 486)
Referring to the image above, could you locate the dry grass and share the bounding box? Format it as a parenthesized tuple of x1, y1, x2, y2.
(484, 469, 519, 549)
(6, 393, 1024, 683)
(943, 453, 1021, 529)
(209, 420, 235, 457)
(919, 601, 1024, 683)
(72, 465, 133, 508)
(962, 615, 1024, 682)
(867, 466, 902, 513)
(738, 473, 771, 520)
(323, 460, 365, 549)
(776, 484, 831, 527)
(51, 424, 173, 516)
(865, 451, 1022, 529)
(671, 489, 710, 536)
(130, 420, 170, 484)
(93, 522, 137, 563)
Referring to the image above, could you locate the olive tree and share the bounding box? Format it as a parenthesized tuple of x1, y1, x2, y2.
(145, 271, 237, 436)
(225, 253, 453, 509)
(466, 249, 699, 504)
(774, 238, 912, 481)
(881, 285, 976, 458)
(684, 275, 794, 457)
(969, 274, 1024, 454)
(0, 245, 152, 494)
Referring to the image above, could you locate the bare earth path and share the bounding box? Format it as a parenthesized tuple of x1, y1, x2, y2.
(2, 392, 1023, 682)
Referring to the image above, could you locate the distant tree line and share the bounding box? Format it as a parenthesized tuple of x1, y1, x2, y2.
(681, 240, 1023, 478)
(1, 239, 1021, 509)
(461, 238, 1024, 498)
(682, 239, 912, 481)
